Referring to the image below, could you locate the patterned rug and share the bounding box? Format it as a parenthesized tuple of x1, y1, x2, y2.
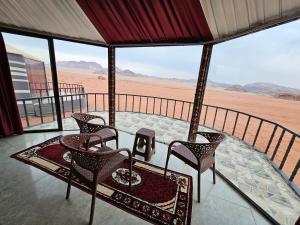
(11, 136, 193, 225)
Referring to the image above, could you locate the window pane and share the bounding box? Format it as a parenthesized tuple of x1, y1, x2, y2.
(115, 46, 202, 133)
(54, 40, 108, 130)
(3, 33, 58, 130)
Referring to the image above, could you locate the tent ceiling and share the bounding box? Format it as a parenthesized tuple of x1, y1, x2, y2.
(200, 0, 300, 41)
(0, 0, 105, 44)
(0, 0, 300, 46)
(76, 0, 213, 44)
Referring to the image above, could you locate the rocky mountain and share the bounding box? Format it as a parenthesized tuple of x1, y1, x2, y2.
(225, 84, 247, 92)
(225, 82, 300, 97)
(206, 80, 231, 89)
(56, 61, 104, 72)
(243, 82, 300, 96)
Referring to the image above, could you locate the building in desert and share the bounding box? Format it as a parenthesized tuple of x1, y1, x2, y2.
(6, 44, 84, 117)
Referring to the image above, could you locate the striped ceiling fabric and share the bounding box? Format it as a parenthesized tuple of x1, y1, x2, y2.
(200, 0, 300, 40)
(0, 0, 105, 44)
(76, 0, 213, 44)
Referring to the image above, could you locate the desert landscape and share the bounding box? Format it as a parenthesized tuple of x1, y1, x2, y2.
(54, 64, 300, 133)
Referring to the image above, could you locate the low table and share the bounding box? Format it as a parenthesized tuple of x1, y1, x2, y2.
(132, 128, 155, 161)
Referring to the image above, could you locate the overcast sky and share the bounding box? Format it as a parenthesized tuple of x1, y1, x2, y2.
(3, 19, 300, 89)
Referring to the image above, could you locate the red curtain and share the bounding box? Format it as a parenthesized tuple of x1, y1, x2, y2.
(77, 0, 213, 44)
(0, 33, 23, 136)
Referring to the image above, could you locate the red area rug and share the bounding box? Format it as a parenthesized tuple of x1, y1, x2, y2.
(11, 136, 193, 225)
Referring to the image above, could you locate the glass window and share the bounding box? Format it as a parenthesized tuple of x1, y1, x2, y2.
(3, 33, 58, 130)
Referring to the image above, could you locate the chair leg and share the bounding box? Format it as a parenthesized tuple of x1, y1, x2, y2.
(66, 168, 72, 199)
(198, 169, 201, 203)
(89, 185, 97, 225)
(116, 137, 119, 149)
(152, 137, 155, 153)
(164, 153, 171, 178)
(132, 136, 138, 157)
(213, 163, 216, 184)
(146, 138, 151, 161)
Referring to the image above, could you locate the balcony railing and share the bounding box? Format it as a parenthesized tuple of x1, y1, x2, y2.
(29, 82, 85, 97)
(17, 92, 300, 195)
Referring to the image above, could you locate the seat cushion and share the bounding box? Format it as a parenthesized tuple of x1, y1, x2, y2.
(171, 144, 214, 173)
(96, 128, 115, 140)
(89, 128, 116, 145)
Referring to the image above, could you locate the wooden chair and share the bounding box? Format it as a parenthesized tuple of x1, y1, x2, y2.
(164, 132, 225, 202)
(72, 113, 119, 148)
(60, 134, 132, 225)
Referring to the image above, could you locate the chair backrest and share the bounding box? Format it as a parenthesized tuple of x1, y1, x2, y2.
(195, 132, 225, 143)
(60, 134, 118, 173)
(72, 113, 100, 123)
(183, 132, 225, 161)
(72, 113, 106, 133)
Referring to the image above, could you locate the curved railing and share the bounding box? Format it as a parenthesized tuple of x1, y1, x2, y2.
(17, 92, 300, 194)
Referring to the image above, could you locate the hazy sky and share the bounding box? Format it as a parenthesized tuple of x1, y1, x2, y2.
(3, 19, 300, 88)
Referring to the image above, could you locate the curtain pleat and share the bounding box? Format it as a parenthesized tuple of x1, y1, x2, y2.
(0, 33, 23, 137)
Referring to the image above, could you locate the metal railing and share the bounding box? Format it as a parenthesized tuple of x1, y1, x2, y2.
(29, 82, 85, 97)
(17, 92, 300, 194)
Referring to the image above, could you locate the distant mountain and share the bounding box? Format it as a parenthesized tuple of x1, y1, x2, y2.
(122, 69, 138, 77)
(243, 82, 300, 96)
(225, 82, 300, 97)
(56, 60, 300, 100)
(206, 80, 231, 89)
(56, 61, 104, 72)
(225, 84, 247, 92)
(57, 60, 131, 76)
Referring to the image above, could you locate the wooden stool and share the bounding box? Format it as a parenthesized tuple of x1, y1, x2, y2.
(132, 128, 155, 161)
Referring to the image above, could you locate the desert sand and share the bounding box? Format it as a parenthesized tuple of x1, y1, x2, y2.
(56, 69, 300, 131)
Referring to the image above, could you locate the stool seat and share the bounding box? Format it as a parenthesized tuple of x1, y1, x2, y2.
(136, 128, 155, 138)
(132, 128, 155, 161)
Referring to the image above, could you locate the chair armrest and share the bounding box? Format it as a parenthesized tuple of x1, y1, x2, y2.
(168, 140, 188, 149)
(90, 115, 106, 126)
(105, 125, 119, 137)
(86, 133, 104, 148)
(60, 133, 104, 151)
(116, 148, 132, 160)
(167, 140, 189, 155)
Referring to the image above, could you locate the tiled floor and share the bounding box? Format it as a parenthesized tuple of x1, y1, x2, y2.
(0, 131, 272, 225)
